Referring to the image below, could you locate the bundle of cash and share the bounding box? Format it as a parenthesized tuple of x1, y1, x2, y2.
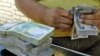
(38, 48, 54, 56)
(0, 22, 21, 34)
(0, 36, 53, 56)
(0, 21, 54, 56)
(71, 5, 98, 40)
(6, 22, 54, 46)
(6, 47, 26, 56)
(13, 38, 52, 53)
(27, 38, 52, 54)
(0, 22, 54, 56)
(0, 36, 16, 47)
(28, 48, 54, 56)
(1, 36, 53, 55)
(7, 47, 54, 56)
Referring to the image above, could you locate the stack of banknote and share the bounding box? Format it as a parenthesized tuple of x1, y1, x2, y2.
(6, 22, 54, 46)
(0, 22, 54, 56)
(0, 22, 20, 34)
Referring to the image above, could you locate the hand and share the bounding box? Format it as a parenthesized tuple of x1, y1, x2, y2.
(81, 10, 100, 28)
(42, 7, 72, 31)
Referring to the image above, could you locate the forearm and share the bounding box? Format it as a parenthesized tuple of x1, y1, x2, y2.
(15, 0, 48, 22)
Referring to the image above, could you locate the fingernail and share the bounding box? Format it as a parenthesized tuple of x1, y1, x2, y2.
(79, 19, 83, 23)
(81, 15, 84, 18)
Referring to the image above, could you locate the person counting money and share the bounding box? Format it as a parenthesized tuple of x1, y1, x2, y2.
(15, 0, 100, 56)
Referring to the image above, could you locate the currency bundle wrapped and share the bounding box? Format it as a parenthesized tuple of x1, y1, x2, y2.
(6, 47, 26, 56)
(0, 36, 15, 47)
(6, 47, 53, 56)
(6, 22, 54, 46)
(28, 48, 54, 56)
(39, 48, 54, 56)
(14, 38, 52, 54)
(0, 36, 53, 56)
(0, 22, 20, 34)
(0, 22, 54, 56)
(26, 38, 52, 54)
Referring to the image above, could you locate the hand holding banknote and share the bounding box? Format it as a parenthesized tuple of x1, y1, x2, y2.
(70, 5, 98, 40)
(81, 10, 100, 28)
(42, 7, 72, 31)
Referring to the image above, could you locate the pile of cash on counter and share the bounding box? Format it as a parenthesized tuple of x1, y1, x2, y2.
(0, 22, 54, 56)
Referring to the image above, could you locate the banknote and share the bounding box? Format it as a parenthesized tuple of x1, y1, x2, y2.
(6, 47, 26, 56)
(1, 36, 52, 56)
(0, 36, 16, 47)
(0, 22, 20, 34)
(77, 24, 98, 35)
(71, 27, 88, 40)
(29, 38, 52, 54)
(0, 22, 54, 56)
(28, 48, 53, 56)
(13, 37, 52, 53)
(71, 5, 98, 40)
(7, 22, 54, 46)
(38, 48, 54, 56)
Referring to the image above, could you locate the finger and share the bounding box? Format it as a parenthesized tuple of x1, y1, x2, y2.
(81, 14, 95, 20)
(95, 12, 100, 20)
(56, 17, 72, 25)
(56, 23, 71, 29)
(82, 20, 93, 25)
(58, 9, 72, 19)
(82, 19, 100, 26)
(61, 11, 72, 19)
(58, 28, 71, 31)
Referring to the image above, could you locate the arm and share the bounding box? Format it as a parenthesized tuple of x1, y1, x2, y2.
(15, 0, 72, 31)
(15, 0, 48, 22)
